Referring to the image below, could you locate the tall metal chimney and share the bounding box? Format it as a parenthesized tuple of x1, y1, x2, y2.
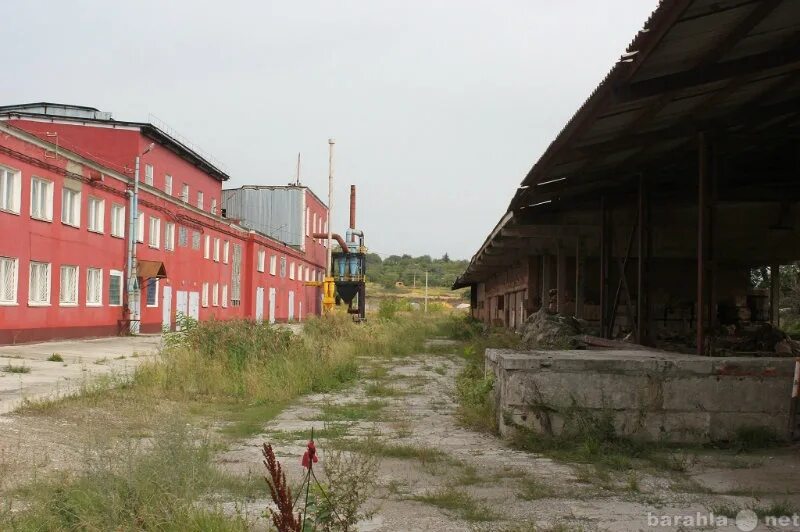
(349, 185, 356, 230)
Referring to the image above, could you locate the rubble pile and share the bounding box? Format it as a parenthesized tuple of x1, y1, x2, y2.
(712, 323, 800, 356)
(520, 308, 584, 349)
(657, 323, 800, 356)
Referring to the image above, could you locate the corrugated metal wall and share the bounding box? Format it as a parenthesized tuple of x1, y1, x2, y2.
(222, 187, 305, 247)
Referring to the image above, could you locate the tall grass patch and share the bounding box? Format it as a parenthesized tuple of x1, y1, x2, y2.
(0, 422, 254, 530)
(135, 314, 441, 407)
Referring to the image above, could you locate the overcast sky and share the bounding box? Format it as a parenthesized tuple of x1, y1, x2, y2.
(5, 1, 659, 260)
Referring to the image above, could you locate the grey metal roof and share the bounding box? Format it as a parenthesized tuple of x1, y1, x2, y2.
(455, 0, 800, 288)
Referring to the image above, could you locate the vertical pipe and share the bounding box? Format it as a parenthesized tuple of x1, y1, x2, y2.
(127, 156, 140, 334)
(771, 263, 780, 328)
(637, 173, 646, 344)
(600, 196, 608, 337)
(697, 132, 708, 356)
(349, 185, 356, 230)
(327, 139, 335, 276)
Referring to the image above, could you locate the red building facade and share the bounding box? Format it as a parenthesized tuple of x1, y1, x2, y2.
(0, 104, 328, 344)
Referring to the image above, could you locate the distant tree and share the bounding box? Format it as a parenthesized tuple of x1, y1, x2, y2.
(442, 253, 450, 263)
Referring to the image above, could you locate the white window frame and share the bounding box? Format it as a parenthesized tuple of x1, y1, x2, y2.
(59, 265, 79, 306)
(87, 196, 104, 233)
(280, 256, 286, 278)
(306, 208, 310, 236)
(223, 241, 229, 264)
(197, 190, 204, 210)
(136, 210, 145, 243)
(204, 235, 210, 259)
(212, 282, 219, 307)
(61, 187, 81, 228)
(0, 165, 21, 214)
(298, 265, 303, 282)
(289, 262, 295, 280)
(0, 256, 19, 305)
(144, 164, 154, 186)
(211, 197, 217, 215)
(165, 222, 175, 251)
(213, 238, 220, 262)
(111, 203, 125, 238)
(181, 183, 189, 203)
(28, 261, 51, 306)
(109, 269, 123, 306)
(269, 255, 277, 276)
(149, 216, 161, 248)
(201, 282, 209, 307)
(146, 278, 159, 307)
(30, 176, 53, 221)
(165, 174, 173, 195)
(221, 284, 228, 308)
(257, 250, 265, 272)
(86, 267, 103, 306)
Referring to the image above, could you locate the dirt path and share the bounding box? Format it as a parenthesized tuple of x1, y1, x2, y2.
(217, 343, 800, 531)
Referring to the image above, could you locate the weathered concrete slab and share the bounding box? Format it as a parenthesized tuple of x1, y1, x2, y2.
(0, 335, 161, 415)
(487, 348, 796, 443)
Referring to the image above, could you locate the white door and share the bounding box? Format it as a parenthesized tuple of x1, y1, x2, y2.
(288, 290, 295, 321)
(162, 285, 172, 331)
(176, 290, 188, 330)
(268, 288, 276, 324)
(188, 291, 200, 320)
(255, 287, 265, 323)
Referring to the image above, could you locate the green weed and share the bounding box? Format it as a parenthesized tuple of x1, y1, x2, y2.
(412, 487, 496, 522)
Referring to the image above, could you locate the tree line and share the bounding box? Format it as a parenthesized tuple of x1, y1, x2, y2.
(364, 253, 468, 289)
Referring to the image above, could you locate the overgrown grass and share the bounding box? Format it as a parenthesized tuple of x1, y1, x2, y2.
(0, 422, 256, 530)
(364, 382, 403, 397)
(333, 439, 452, 465)
(510, 407, 653, 472)
(135, 313, 438, 406)
(3, 312, 454, 530)
(318, 400, 389, 422)
(412, 487, 496, 522)
(2, 363, 31, 374)
(445, 317, 521, 434)
(46, 353, 64, 362)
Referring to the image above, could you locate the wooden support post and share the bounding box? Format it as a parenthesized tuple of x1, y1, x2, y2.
(557, 241, 567, 314)
(600, 197, 609, 337)
(771, 263, 780, 328)
(575, 239, 585, 319)
(542, 254, 552, 311)
(637, 173, 648, 345)
(527, 255, 541, 316)
(697, 132, 709, 356)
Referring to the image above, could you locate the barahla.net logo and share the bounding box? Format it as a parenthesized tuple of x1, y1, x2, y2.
(647, 509, 800, 530)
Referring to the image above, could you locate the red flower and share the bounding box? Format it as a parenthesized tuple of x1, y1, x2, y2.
(301, 440, 318, 469)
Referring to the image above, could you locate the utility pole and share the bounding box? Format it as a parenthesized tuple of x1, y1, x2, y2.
(425, 270, 428, 313)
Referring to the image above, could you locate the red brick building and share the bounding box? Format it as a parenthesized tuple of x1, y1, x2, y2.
(0, 103, 328, 344)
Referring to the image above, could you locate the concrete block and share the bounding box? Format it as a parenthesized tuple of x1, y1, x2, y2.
(708, 413, 789, 441)
(663, 376, 791, 413)
(488, 348, 795, 443)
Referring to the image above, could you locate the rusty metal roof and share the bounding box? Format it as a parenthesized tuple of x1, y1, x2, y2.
(455, 0, 800, 288)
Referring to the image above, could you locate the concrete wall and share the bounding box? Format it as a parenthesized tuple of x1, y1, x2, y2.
(487, 348, 796, 443)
